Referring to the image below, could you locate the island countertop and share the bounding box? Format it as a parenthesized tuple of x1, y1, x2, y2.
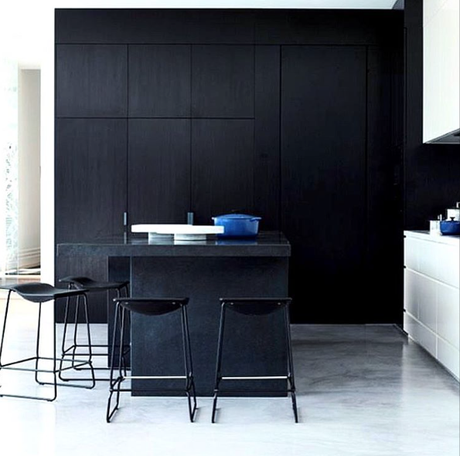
(57, 231, 291, 257)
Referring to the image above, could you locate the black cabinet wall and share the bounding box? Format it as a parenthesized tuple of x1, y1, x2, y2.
(55, 119, 128, 321)
(55, 9, 404, 324)
(281, 46, 368, 323)
(192, 119, 255, 224)
(191, 45, 255, 118)
(56, 45, 128, 117)
(129, 45, 191, 118)
(128, 119, 191, 225)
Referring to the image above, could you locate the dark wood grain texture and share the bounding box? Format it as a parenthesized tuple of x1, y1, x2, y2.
(254, 46, 281, 230)
(255, 10, 403, 46)
(192, 45, 254, 118)
(55, 119, 127, 321)
(55, 9, 402, 46)
(128, 119, 191, 224)
(56, 45, 127, 117)
(129, 45, 191, 117)
(56, 9, 254, 44)
(366, 46, 403, 324)
(54, 9, 405, 325)
(281, 45, 367, 323)
(191, 119, 254, 224)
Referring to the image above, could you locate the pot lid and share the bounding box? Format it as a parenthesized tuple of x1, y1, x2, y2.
(212, 213, 261, 220)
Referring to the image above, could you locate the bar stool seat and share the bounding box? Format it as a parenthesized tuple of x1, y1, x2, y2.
(106, 297, 197, 423)
(211, 297, 298, 423)
(57, 276, 129, 382)
(0, 283, 95, 402)
(59, 276, 129, 293)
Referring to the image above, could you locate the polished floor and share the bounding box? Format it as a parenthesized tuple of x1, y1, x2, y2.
(0, 295, 458, 456)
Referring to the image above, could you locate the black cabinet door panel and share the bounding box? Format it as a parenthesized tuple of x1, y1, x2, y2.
(281, 46, 367, 323)
(55, 119, 127, 322)
(192, 45, 254, 118)
(129, 45, 191, 117)
(192, 120, 254, 224)
(56, 45, 127, 117)
(366, 46, 403, 323)
(254, 45, 280, 230)
(128, 119, 191, 224)
(55, 119, 127, 242)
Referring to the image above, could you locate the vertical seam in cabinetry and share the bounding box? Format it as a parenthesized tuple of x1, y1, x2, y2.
(278, 45, 282, 232)
(253, 44, 256, 214)
(54, 42, 58, 281)
(189, 44, 193, 216)
(126, 44, 130, 225)
(365, 45, 369, 324)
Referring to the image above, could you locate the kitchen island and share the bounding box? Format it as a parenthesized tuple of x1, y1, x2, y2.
(58, 231, 291, 396)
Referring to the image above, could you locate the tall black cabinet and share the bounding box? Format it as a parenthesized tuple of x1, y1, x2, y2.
(55, 9, 404, 324)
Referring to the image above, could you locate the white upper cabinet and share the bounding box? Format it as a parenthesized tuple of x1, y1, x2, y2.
(423, 0, 460, 142)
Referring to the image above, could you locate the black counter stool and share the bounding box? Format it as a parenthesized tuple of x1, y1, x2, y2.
(211, 298, 298, 423)
(58, 276, 129, 381)
(0, 283, 95, 401)
(106, 297, 197, 423)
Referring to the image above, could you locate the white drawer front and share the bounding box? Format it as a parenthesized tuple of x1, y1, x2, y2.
(436, 244, 460, 288)
(404, 237, 419, 270)
(404, 269, 419, 318)
(437, 337, 460, 380)
(418, 275, 437, 332)
(404, 313, 437, 358)
(418, 239, 439, 278)
(437, 284, 460, 349)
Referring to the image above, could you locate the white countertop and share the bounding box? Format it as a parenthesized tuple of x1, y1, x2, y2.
(404, 230, 460, 246)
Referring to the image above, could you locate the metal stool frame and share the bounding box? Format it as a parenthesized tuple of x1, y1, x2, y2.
(58, 277, 129, 382)
(106, 297, 197, 423)
(0, 285, 95, 402)
(211, 298, 298, 423)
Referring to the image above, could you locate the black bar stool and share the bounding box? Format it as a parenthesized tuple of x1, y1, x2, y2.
(211, 298, 298, 423)
(106, 297, 197, 423)
(0, 283, 95, 402)
(58, 276, 129, 381)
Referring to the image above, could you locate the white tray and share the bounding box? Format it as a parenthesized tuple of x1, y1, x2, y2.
(132, 224, 224, 235)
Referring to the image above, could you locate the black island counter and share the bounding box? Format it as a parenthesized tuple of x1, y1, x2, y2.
(58, 231, 291, 396)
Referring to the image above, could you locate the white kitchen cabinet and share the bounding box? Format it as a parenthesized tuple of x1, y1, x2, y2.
(404, 230, 460, 380)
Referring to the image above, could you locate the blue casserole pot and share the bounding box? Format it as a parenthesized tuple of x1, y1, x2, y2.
(212, 214, 261, 238)
(440, 220, 460, 235)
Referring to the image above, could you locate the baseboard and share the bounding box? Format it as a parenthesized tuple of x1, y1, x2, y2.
(18, 247, 40, 268)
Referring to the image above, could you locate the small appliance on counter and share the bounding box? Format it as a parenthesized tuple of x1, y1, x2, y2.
(429, 214, 443, 235)
(447, 202, 460, 221)
(212, 213, 261, 238)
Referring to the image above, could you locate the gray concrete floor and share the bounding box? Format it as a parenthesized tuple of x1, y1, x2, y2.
(0, 296, 458, 456)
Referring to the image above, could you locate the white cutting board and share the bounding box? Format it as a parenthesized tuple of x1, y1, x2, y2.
(131, 224, 224, 235)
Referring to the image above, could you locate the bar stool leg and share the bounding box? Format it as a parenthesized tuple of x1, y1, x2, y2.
(284, 306, 298, 423)
(59, 295, 71, 373)
(211, 303, 227, 423)
(0, 291, 12, 367)
(115, 287, 129, 376)
(58, 294, 96, 387)
(37, 296, 95, 393)
(34, 302, 58, 401)
(181, 305, 197, 422)
(107, 302, 124, 423)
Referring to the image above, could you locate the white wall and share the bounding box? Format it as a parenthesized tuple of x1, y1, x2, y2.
(423, 0, 460, 142)
(18, 69, 41, 268)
